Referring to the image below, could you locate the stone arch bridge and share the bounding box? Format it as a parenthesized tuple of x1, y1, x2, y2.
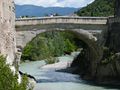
(15, 16, 107, 48)
(16, 16, 105, 76)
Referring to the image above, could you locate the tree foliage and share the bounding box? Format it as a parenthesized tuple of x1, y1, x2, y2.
(21, 31, 80, 61)
(0, 55, 28, 90)
(76, 0, 115, 17)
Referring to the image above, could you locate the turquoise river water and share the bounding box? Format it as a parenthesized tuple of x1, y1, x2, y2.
(20, 52, 120, 90)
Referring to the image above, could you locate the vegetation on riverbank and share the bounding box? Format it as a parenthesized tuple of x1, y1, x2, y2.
(0, 55, 29, 90)
(76, 0, 115, 17)
(21, 31, 80, 62)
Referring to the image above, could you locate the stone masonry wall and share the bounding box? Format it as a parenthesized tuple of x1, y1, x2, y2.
(115, 0, 120, 17)
(0, 0, 16, 65)
(94, 0, 120, 83)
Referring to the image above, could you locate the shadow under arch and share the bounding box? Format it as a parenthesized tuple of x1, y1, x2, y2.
(59, 29, 103, 77)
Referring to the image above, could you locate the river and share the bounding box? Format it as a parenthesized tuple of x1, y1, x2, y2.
(20, 52, 119, 90)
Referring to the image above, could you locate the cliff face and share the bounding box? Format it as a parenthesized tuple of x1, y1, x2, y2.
(0, 0, 16, 65)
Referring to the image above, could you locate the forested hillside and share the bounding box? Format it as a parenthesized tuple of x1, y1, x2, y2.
(76, 0, 115, 16)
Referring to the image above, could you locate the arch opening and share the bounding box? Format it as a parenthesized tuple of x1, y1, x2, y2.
(19, 29, 102, 78)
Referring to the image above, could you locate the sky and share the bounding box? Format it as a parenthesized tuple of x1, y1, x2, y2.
(14, 0, 94, 8)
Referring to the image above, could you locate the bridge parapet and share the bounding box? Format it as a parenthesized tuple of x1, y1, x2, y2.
(15, 16, 108, 26)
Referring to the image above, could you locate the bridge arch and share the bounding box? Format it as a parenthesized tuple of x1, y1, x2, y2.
(16, 29, 102, 77)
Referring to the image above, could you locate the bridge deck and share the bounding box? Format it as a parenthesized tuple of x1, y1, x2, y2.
(16, 16, 108, 26)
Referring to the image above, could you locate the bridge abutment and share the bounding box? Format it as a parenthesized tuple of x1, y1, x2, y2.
(93, 1, 120, 83)
(106, 17, 120, 52)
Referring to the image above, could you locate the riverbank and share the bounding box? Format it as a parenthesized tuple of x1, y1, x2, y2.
(41, 59, 72, 70)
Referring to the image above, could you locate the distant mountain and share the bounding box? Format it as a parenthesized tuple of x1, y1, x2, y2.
(15, 5, 79, 17)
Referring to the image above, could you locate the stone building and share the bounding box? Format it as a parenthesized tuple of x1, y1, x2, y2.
(0, 0, 16, 65)
(115, 0, 120, 17)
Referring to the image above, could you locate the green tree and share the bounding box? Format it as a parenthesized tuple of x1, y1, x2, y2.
(76, 0, 115, 17)
(64, 39, 77, 53)
(21, 31, 80, 62)
(0, 55, 28, 90)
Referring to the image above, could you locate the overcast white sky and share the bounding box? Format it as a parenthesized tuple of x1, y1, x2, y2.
(14, 0, 94, 8)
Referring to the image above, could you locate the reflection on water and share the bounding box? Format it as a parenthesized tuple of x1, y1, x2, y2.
(20, 53, 119, 90)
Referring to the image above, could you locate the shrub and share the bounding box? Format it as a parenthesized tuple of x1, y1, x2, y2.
(101, 47, 116, 64)
(0, 55, 29, 90)
(45, 57, 59, 64)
